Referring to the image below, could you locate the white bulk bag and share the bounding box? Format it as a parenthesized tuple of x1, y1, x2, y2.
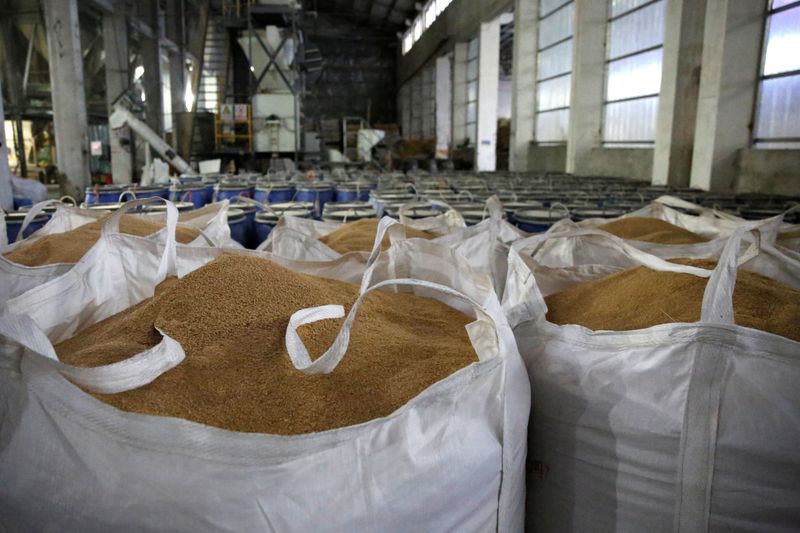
(0, 199, 236, 303)
(0, 215, 529, 532)
(262, 197, 524, 298)
(503, 228, 800, 532)
(551, 195, 744, 239)
(398, 199, 467, 233)
(549, 199, 797, 260)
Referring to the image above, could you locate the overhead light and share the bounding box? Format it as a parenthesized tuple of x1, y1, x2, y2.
(250, 66, 255, 72)
(133, 65, 145, 81)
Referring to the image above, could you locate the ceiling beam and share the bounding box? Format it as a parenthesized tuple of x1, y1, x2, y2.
(382, 0, 402, 25)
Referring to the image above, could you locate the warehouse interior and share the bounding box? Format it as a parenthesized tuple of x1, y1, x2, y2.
(1, 0, 799, 531)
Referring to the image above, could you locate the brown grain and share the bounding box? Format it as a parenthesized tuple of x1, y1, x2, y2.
(778, 228, 800, 242)
(318, 218, 437, 254)
(597, 217, 707, 244)
(3, 215, 201, 266)
(55, 254, 477, 434)
(545, 258, 800, 340)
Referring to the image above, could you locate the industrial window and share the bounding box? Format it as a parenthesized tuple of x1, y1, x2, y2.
(425, 2, 437, 28)
(535, 0, 575, 144)
(754, 0, 800, 148)
(403, 33, 413, 55)
(465, 36, 479, 145)
(403, 0, 454, 55)
(602, 0, 666, 147)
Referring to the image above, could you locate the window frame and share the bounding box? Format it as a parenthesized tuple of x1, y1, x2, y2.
(534, 0, 575, 145)
(465, 36, 479, 146)
(600, 0, 666, 147)
(752, 0, 800, 148)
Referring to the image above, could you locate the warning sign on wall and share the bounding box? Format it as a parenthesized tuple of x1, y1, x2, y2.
(220, 104, 234, 122)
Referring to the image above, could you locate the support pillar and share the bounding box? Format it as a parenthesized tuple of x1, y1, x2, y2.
(166, 0, 186, 149)
(435, 54, 452, 160)
(178, 0, 209, 159)
(452, 42, 468, 149)
(140, 0, 164, 137)
(566, 0, 607, 174)
(476, 18, 500, 172)
(42, 0, 91, 190)
(652, 0, 708, 186)
(690, 0, 767, 192)
(510, 0, 538, 171)
(1, 19, 28, 177)
(103, 5, 133, 183)
(0, 78, 13, 210)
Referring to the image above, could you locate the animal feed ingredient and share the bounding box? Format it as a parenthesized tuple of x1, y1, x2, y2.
(56, 254, 478, 434)
(545, 258, 800, 340)
(318, 218, 437, 253)
(3, 215, 201, 266)
(597, 217, 707, 244)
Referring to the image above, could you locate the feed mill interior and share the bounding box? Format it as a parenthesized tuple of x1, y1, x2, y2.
(1, 0, 799, 531)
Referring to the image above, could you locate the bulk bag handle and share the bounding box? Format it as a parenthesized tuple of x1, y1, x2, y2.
(504, 228, 748, 330)
(0, 312, 185, 394)
(511, 228, 718, 277)
(652, 195, 742, 222)
(101, 197, 179, 280)
(398, 199, 464, 227)
(14, 199, 63, 243)
(284, 276, 498, 375)
(700, 227, 762, 325)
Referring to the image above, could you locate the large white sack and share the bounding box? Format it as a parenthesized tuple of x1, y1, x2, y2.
(0, 199, 237, 303)
(548, 198, 797, 260)
(503, 228, 800, 532)
(261, 197, 524, 298)
(556, 195, 745, 238)
(0, 215, 529, 532)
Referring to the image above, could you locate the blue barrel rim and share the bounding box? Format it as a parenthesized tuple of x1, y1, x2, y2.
(4, 212, 50, 223)
(255, 207, 312, 223)
(322, 207, 377, 223)
(513, 207, 570, 223)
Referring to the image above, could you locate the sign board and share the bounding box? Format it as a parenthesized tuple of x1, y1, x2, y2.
(234, 104, 249, 121)
(220, 104, 234, 122)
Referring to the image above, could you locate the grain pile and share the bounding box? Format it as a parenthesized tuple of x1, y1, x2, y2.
(545, 258, 800, 340)
(597, 217, 707, 244)
(778, 228, 800, 242)
(318, 218, 437, 254)
(3, 215, 201, 266)
(56, 254, 477, 434)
